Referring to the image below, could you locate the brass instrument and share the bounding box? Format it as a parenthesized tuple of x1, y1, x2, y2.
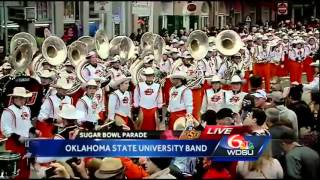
(169, 30, 208, 89)
(186, 30, 209, 60)
(9, 43, 33, 74)
(109, 36, 135, 64)
(215, 30, 242, 56)
(10, 32, 37, 55)
(30, 53, 46, 78)
(78, 36, 95, 52)
(94, 29, 109, 59)
(42, 36, 67, 66)
(152, 34, 166, 65)
(68, 41, 88, 67)
(130, 59, 165, 86)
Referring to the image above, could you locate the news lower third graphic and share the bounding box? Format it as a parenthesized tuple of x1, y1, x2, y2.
(28, 126, 270, 161)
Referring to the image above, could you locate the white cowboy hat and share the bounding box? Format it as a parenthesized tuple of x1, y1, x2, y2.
(182, 51, 192, 59)
(8, 87, 32, 98)
(262, 36, 268, 41)
(86, 51, 97, 58)
(230, 75, 245, 84)
(310, 60, 320, 67)
(178, 40, 185, 45)
(38, 69, 55, 79)
(109, 55, 121, 63)
(169, 71, 187, 80)
(211, 75, 221, 82)
(173, 116, 200, 131)
(2, 62, 12, 70)
(308, 31, 314, 35)
(171, 39, 178, 43)
(283, 36, 289, 40)
(86, 79, 99, 87)
(170, 48, 179, 54)
(109, 75, 131, 89)
(143, 55, 155, 63)
(233, 52, 242, 57)
(51, 78, 73, 90)
(58, 104, 84, 120)
(143, 67, 155, 75)
(64, 60, 73, 66)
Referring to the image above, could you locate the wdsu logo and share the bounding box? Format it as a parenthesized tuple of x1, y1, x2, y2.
(212, 134, 262, 161)
(226, 134, 254, 156)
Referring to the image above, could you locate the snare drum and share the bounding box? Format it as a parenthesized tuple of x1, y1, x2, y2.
(0, 152, 20, 178)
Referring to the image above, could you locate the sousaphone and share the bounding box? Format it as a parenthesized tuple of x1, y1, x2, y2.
(68, 41, 88, 67)
(42, 36, 67, 66)
(78, 36, 95, 52)
(153, 34, 165, 65)
(9, 43, 33, 74)
(186, 30, 209, 60)
(109, 36, 135, 64)
(140, 32, 154, 59)
(215, 30, 242, 56)
(10, 32, 37, 55)
(94, 29, 109, 59)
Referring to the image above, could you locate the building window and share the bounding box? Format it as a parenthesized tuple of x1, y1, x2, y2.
(37, 2, 50, 20)
(89, 1, 100, 19)
(64, 1, 75, 20)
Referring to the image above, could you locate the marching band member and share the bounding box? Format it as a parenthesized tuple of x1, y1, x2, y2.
(38, 70, 56, 100)
(253, 36, 272, 92)
(82, 51, 106, 82)
(240, 43, 252, 92)
(36, 104, 84, 164)
(167, 71, 193, 130)
(108, 55, 124, 80)
(199, 48, 216, 78)
(218, 53, 245, 89)
(288, 39, 306, 83)
(37, 78, 73, 138)
(0, 62, 12, 77)
(304, 36, 318, 82)
(55, 104, 83, 139)
(1, 87, 40, 179)
(201, 75, 226, 114)
(169, 48, 180, 62)
(225, 75, 248, 113)
(175, 51, 203, 120)
(269, 40, 283, 78)
(303, 60, 319, 92)
(93, 77, 107, 124)
(160, 50, 173, 106)
(108, 75, 134, 129)
(133, 67, 163, 130)
(76, 79, 100, 130)
(178, 40, 186, 53)
(58, 60, 77, 85)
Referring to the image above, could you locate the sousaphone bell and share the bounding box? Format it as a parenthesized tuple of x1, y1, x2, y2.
(94, 29, 109, 59)
(42, 36, 67, 66)
(215, 30, 242, 56)
(10, 32, 37, 56)
(78, 36, 95, 52)
(109, 36, 135, 63)
(187, 30, 209, 60)
(9, 43, 33, 74)
(68, 41, 88, 67)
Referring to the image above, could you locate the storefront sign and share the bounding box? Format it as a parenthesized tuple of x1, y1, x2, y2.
(94, 1, 111, 13)
(277, 2, 288, 15)
(132, 2, 151, 16)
